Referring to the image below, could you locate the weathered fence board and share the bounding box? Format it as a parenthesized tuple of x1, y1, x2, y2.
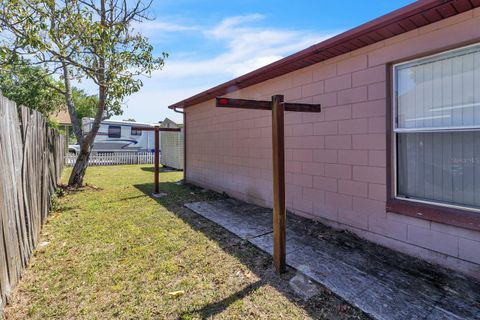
(0, 95, 65, 315)
(65, 151, 154, 166)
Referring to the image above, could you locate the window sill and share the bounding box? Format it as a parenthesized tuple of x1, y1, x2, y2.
(386, 198, 480, 232)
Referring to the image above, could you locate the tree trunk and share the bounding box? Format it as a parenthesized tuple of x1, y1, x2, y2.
(67, 98, 104, 187)
(68, 145, 91, 187)
(62, 62, 83, 143)
(67, 127, 100, 187)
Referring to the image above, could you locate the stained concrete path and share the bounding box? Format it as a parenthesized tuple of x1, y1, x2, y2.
(185, 199, 480, 320)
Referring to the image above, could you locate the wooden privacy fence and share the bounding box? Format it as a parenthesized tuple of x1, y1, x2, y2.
(65, 151, 155, 166)
(0, 95, 65, 314)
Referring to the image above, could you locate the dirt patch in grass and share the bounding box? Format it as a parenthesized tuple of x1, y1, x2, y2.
(4, 165, 368, 319)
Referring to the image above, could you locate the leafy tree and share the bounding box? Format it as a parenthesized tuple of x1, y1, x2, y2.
(0, 0, 167, 186)
(72, 88, 97, 122)
(0, 62, 97, 129)
(0, 62, 64, 116)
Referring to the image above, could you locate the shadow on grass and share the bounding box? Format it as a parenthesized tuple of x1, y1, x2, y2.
(192, 280, 264, 319)
(133, 181, 366, 320)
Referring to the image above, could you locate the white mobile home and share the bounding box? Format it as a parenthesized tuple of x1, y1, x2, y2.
(69, 118, 158, 154)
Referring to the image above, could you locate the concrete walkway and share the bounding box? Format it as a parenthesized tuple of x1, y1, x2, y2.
(185, 199, 480, 320)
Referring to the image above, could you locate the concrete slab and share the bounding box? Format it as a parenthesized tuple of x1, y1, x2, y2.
(185, 199, 272, 240)
(185, 199, 480, 320)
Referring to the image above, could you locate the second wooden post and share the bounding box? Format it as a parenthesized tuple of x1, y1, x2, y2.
(154, 126, 160, 194)
(272, 94, 286, 273)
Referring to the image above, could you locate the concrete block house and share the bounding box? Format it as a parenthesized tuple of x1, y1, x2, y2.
(169, 0, 480, 278)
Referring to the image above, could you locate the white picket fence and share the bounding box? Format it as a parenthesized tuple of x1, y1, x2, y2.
(65, 151, 155, 166)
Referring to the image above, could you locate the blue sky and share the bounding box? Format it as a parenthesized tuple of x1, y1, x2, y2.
(111, 0, 414, 123)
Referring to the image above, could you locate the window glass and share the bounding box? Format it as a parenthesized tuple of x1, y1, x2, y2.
(394, 44, 480, 210)
(131, 128, 142, 136)
(396, 46, 480, 129)
(397, 131, 480, 209)
(108, 125, 121, 138)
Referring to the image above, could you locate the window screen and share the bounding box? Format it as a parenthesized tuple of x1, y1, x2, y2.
(394, 43, 480, 210)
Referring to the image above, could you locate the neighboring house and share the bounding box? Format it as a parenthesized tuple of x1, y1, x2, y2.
(160, 118, 184, 170)
(52, 109, 73, 150)
(169, 0, 480, 278)
(52, 109, 72, 128)
(69, 118, 158, 153)
(52, 109, 72, 136)
(161, 117, 183, 129)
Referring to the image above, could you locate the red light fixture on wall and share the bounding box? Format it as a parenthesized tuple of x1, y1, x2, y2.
(218, 98, 229, 105)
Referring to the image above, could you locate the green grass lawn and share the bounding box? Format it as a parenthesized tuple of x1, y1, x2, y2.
(4, 165, 366, 319)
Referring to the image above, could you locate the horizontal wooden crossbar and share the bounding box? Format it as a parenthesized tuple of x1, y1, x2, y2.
(283, 102, 321, 113)
(216, 97, 321, 113)
(131, 127, 181, 132)
(216, 97, 271, 110)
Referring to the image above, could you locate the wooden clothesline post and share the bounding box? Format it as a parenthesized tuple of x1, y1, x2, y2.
(154, 127, 160, 194)
(271, 95, 286, 272)
(216, 95, 321, 273)
(132, 126, 181, 196)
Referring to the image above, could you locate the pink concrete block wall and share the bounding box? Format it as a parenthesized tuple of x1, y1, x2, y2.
(185, 8, 480, 278)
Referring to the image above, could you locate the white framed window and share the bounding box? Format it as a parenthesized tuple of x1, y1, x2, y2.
(393, 43, 480, 212)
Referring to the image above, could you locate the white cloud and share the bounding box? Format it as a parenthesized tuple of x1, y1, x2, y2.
(111, 14, 340, 123)
(150, 14, 335, 80)
(206, 13, 265, 38)
(131, 20, 198, 36)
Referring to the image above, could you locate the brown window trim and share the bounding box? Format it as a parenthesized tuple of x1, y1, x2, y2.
(386, 198, 480, 232)
(385, 45, 480, 232)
